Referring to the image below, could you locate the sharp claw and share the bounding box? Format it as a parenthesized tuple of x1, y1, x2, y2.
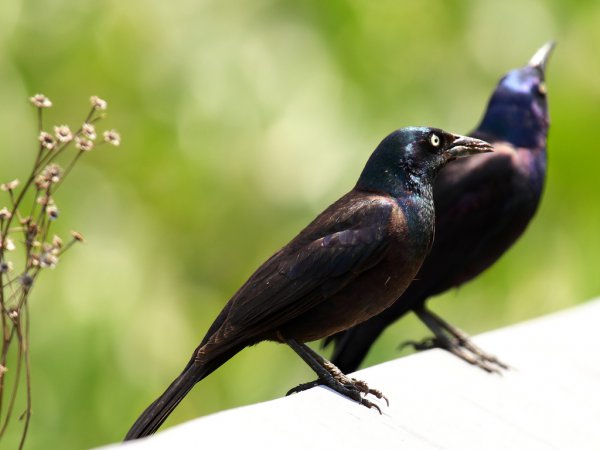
(286, 380, 321, 396)
(371, 391, 390, 406)
(399, 337, 437, 351)
(361, 398, 382, 414)
(398, 340, 417, 351)
(400, 333, 510, 374)
(288, 374, 388, 412)
(446, 340, 509, 374)
(413, 308, 512, 373)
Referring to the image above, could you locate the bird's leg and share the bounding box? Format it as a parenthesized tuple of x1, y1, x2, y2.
(284, 337, 388, 412)
(405, 306, 510, 374)
(303, 343, 388, 405)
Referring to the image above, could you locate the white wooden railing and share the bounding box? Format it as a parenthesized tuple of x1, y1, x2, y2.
(100, 299, 600, 450)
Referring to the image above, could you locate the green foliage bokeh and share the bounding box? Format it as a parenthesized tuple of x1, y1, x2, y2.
(0, 0, 598, 448)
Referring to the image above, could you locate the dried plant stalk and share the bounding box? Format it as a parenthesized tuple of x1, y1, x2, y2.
(0, 94, 120, 449)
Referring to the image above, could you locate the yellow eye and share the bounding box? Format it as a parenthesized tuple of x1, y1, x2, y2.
(430, 134, 440, 147)
(537, 82, 547, 95)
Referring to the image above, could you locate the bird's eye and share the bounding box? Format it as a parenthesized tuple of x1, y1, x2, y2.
(429, 134, 440, 147)
(537, 82, 547, 96)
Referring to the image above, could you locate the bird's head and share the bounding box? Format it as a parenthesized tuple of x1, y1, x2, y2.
(357, 127, 493, 197)
(477, 41, 555, 148)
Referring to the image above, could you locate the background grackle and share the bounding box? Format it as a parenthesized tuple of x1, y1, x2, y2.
(327, 42, 555, 374)
(124, 127, 491, 440)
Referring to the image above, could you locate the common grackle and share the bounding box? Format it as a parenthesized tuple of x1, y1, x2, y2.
(327, 42, 554, 374)
(124, 127, 492, 440)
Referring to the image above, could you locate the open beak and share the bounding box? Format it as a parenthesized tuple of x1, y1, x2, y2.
(445, 134, 493, 160)
(528, 41, 556, 75)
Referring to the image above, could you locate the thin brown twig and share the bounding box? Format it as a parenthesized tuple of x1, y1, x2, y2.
(18, 304, 31, 450)
(0, 94, 119, 448)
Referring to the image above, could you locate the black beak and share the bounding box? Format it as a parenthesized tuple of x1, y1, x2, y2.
(528, 41, 556, 76)
(445, 134, 493, 160)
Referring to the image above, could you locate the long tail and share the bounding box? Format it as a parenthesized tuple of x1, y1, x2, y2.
(124, 341, 246, 441)
(124, 361, 206, 441)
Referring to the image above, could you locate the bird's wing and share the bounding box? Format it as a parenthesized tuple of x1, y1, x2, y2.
(423, 143, 538, 288)
(216, 194, 397, 340)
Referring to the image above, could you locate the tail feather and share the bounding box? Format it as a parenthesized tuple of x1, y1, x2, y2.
(125, 341, 248, 441)
(124, 364, 205, 440)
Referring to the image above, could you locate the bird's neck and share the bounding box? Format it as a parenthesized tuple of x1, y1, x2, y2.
(357, 169, 436, 239)
(397, 187, 435, 243)
(477, 100, 548, 150)
(356, 162, 435, 203)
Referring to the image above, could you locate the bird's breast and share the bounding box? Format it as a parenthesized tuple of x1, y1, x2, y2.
(278, 196, 435, 343)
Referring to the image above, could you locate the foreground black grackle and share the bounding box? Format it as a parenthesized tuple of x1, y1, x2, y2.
(327, 42, 555, 374)
(124, 127, 492, 440)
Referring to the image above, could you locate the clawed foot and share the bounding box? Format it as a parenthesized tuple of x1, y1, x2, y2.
(287, 375, 387, 413)
(400, 335, 508, 374)
(284, 338, 388, 413)
(404, 307, 511, 374)
(326, 375, 386, 413)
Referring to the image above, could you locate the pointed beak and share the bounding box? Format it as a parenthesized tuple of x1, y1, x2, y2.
(445, 134, 493, 160)
(528, 40, 556, 75)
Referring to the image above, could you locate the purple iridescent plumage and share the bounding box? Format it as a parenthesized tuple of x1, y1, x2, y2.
(328, 42, 555, 373)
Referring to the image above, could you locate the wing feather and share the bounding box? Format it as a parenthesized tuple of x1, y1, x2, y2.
(213, 195, 396, 341)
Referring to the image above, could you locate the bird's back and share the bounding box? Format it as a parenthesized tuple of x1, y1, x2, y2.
(329, 136, 547, 372)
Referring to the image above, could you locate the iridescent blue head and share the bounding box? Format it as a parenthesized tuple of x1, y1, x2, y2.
(476, 41, 555, 149)
(357, 127, 492, 198)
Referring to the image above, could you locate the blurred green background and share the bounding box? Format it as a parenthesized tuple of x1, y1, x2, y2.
(0, 0, 598, 448)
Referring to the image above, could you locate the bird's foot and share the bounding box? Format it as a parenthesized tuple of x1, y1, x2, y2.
(284, 338, 388, 412)
(411, 306, 511, 374)
(450, 335, 510, 373)
(400, 333, 509, 374)
(287, 373, 388, 412)
(322, 359, 389, 406)
(325, 377, 384, 414)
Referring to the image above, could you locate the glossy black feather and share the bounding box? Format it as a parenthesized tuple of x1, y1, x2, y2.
(124, 127, 491, 440)
(328, 45, 552, 373)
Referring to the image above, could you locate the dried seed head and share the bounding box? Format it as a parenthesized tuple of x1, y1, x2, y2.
(0, 207, 12, 220)
(70, 231, 85, 242)
(0, 261, 13, 273)
(36, 196, 50, 205)
(35, 177, 49, 190)
(90, 95, 107, 110)
(41, 164, 62, 183)
(82, 123, 97, 140)
(52, 235, 63, 248)
(39, 131, 56, 150)
(47, 204, 59, 220)
(20, 274, 34, 288)
(0, 179, 19, 191)
(1, 237, 15, 251)
(75, 136, 94, 152)
(54, 125, 73, 143)
(30, 94, 52, 108)
(103, 129, 121, 146)
(40, 252, 58, 269)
